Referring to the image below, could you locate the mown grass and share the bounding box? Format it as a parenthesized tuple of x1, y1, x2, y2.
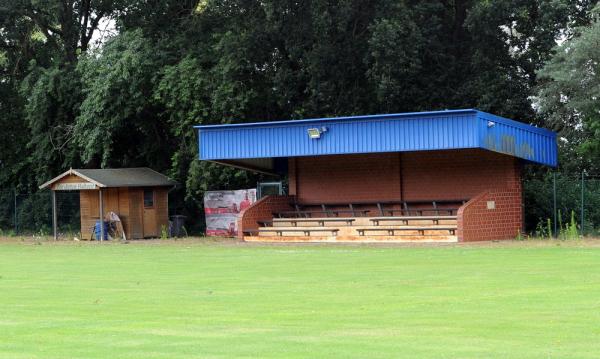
(1, 239, 599, 358)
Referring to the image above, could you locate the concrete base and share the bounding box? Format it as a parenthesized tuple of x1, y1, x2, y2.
(243, 235, 458, 243)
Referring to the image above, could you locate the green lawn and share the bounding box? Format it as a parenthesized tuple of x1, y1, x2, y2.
(1, 239, 600, 358)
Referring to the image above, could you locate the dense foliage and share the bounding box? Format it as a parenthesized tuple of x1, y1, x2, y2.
(537, 4, 600, 172)
(1, 0, 598, 232)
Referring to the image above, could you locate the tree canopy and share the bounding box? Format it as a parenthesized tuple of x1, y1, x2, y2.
(537, 4, 600, 172)
(1, 0, 598, 231)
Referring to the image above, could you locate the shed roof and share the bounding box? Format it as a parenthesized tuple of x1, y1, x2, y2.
(195, 109, 558, 171)
(40, 168, 177, 189)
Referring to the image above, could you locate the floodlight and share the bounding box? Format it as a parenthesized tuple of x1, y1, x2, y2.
(307, 128, 322, 139)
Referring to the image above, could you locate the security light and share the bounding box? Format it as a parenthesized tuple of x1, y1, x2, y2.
(307, 128, 322, 139)
(307, 126, 328, 139)
(487, 121, 496, 128)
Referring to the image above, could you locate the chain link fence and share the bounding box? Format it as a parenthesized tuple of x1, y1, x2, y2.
(0, 190, 80, 237)
(524, 171, 600, 236)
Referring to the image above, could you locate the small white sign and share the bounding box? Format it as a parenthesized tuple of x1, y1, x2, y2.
(55, 182, 96, 191)
(486, 201, 496, 210)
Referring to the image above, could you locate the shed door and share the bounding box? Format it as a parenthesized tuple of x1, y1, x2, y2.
(142, 189, 158, 237)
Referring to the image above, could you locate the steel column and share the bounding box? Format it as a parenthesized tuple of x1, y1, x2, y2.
(99, 189, 104, 242)
(52, 190, 57, 240)
(553, 172, 557, 237)
(581, 170, 585, 236)
(14, 189, 17, 235)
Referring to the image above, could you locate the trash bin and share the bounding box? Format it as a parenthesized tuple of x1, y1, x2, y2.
(94, 220, 109, 240)
(170, 215, 187, 237)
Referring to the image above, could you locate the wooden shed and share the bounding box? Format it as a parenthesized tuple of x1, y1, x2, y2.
(40, 168, 176, 240)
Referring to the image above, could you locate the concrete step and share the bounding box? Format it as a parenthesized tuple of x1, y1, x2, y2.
(270, 217, 457, 227)
(259, 226, 340, 237)
(245, 235, 458, 243)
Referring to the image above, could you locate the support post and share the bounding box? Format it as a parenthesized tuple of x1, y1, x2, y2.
(99, 189, 104, 242)
(553, 172, 557, 237)
(581, 170, 585, 236)
(52, 190, 57, 240)
(14, 189, 17, 235)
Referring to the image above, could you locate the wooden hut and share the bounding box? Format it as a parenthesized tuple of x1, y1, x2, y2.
(40, 168, 176, 240)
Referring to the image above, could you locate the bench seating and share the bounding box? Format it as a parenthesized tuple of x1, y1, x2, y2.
(383, 208, 459, 216)
(257, 220, 273, 227)
(274, 209, 370, 218)
(250, 199, 466, 241)
(259, 228, 339, 236)
(356, 226, 456, 236)
(370, 216, 457, 226)
(273, 218, 355, 227)
(273, 199, 467, 218)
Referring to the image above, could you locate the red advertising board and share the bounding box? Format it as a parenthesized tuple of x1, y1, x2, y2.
(204, 189, 256, 236)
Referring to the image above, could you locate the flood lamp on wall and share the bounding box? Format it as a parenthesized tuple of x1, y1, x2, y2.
(307, 126, 328, 139)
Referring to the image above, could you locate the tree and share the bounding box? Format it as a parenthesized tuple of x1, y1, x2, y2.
(537, 5, 600, 171)
(0, 0, 127, 63)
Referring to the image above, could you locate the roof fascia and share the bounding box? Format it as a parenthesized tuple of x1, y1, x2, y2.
(209, 160, 280, 176)
(39, 169, 106, 190)
(194, 109, 478, 130)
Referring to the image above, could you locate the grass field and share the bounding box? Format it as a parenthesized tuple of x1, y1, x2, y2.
(1, 238, 600, 358)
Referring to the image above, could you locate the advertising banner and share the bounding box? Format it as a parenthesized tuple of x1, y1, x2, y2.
(204, 189, 256, 236)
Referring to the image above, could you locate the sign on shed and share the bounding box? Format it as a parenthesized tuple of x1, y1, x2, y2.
(55, 182, 96, 191)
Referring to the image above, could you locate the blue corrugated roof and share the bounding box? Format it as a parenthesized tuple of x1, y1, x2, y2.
(195, 109, 558, 168)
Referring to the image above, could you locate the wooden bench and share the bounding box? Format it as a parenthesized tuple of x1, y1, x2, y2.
(257, 220, 273, 227)
(375, 200, 466, 216)
(273, 218, 355, 227)
(278, 199, 467, 218)
(274, 210, 370, 218)
(370, 216, 457, 226)
(356, 227, 456, 236)
(259, 228, 339, 236)
(384, 208, 458, 216)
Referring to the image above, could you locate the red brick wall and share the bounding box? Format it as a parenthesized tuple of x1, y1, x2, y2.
(237, 195, 294, 238)
(401, 150, 519, 201)
(290, 149, 519, 203)
(291, 153, 402, 203)
(457, 188, 522, 241)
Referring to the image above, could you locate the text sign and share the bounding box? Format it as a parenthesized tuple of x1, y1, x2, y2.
(54, 182, 96, 191)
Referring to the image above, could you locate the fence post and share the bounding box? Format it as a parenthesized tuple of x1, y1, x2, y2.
(52, 190, 58, 240)
(13, 189, 17, 235)
(99, 189, 104, 242)
(581, 170, 585, 236)
(553, 172, 557, 237)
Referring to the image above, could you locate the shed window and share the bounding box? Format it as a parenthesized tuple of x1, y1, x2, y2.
(144, 189, 154, 207)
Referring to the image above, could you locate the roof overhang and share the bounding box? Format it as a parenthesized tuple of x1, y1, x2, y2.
(195, 109, 558, 172)
(40, 168, 177, 190)
(40, 169, 104, 190)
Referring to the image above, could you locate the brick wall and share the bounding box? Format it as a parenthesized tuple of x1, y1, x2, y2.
(237, 195, 294, 238)
(457, 188, 522, 241)
(290, 153, 402, 203)
(456, 158, 523, 241)
(401, 149, 519, 201)
(290, 149, 519, 203)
